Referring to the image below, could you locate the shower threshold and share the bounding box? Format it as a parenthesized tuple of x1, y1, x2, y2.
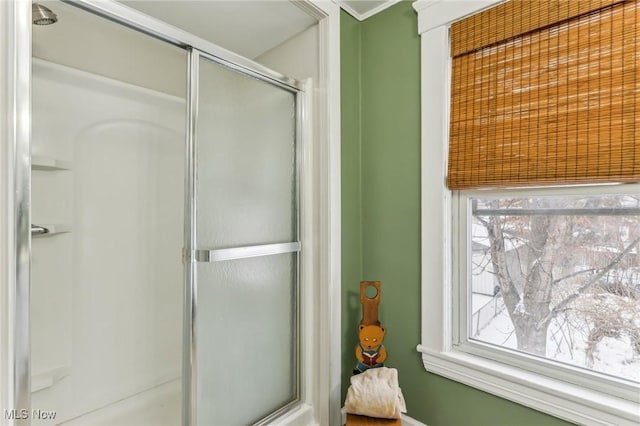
(60, 379, 180, 426)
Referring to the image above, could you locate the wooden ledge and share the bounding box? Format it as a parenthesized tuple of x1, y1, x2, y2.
(346, 413, 402, 425)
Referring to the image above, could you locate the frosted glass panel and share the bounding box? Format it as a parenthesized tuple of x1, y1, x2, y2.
(196, 57, 296, 249)
(193, 55, 299, 425)
(196, 254, 297, 425)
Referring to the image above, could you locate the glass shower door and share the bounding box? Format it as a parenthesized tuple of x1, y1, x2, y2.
(186, 50, 300, 425)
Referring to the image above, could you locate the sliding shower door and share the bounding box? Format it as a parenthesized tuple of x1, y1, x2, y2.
(185, 50, 301, 425)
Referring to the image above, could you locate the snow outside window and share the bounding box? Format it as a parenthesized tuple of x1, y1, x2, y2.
(458, 191, 640, 398)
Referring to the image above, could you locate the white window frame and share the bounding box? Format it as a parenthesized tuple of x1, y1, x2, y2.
(455, 187, 640, 400)
(413, 1, 640, 425)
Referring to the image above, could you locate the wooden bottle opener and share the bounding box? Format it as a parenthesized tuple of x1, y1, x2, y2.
(359, 281, 381, 326)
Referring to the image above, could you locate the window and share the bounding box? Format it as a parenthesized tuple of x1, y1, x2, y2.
(414, 0, 640, 424)
(457, 189, 640, 400)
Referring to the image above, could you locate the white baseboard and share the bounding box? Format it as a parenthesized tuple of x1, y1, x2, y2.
(400, 413, 428, 426)
(341, 407, 427, 426)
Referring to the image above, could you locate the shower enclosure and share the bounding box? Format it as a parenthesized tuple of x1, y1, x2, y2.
(1, 1, 341, 425)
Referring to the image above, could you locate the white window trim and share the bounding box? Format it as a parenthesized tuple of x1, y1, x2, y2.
(412, 1, 640, 425)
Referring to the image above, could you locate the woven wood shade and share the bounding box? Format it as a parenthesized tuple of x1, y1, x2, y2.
(450, 0, 624, 57)
(447, 0, 640, 190)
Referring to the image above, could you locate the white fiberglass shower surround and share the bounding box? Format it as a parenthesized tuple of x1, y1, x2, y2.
(0, 1, 341, 425)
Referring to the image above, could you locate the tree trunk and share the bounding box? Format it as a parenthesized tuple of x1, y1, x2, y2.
(486, 201, 558, 357)
(513, 320, 548, 356)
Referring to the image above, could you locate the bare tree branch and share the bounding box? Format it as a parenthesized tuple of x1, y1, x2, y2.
(475, 216, 490, 227)
(540, 236, 640, 327)
(552, 268, 598, 286)
(501, 328, 515, 345)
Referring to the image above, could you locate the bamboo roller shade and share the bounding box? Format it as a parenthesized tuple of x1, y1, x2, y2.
(447, 0, 640, 189)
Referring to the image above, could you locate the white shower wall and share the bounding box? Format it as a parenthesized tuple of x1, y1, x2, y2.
(31, 59, 184, 425)
(256, 24, 319, 84)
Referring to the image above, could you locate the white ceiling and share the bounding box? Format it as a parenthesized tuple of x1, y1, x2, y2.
(32, 1, 318, 96)
(32, 0, 398, 96)
(336, 0, 401, 21)
(121, 1, 317, 59)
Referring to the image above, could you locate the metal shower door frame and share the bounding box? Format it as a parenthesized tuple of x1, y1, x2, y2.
(5, 1, 308, 425)
(2, 1, 32, 425)
(184, 48, 304, 425)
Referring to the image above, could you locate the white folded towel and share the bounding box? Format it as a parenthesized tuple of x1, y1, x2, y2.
(344, 367, 407, 419)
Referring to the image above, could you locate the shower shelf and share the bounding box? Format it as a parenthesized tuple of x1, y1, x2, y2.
(32, 224, 72, 237)
(32, 155, 72, 171)
(32, 366, 70, 392)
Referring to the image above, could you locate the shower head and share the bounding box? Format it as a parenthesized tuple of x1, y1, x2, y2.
(32, 3, 58, 25)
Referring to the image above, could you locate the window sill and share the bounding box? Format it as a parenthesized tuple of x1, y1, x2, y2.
(417, 344, 640, 426)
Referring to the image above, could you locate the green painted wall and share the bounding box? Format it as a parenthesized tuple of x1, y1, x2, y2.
(340, 3, 574, 425)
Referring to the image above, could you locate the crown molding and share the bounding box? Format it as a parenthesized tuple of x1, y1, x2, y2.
(412, 0, 503, 34)
(334, 0, 402, 21)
